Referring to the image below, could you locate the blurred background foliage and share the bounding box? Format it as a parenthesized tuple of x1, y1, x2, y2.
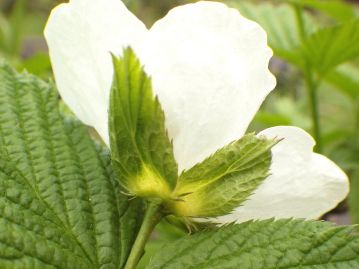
(1, 0, 359, 266)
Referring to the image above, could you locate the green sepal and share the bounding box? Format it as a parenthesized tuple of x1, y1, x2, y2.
(167, 133, 277, 217)
(109, 47, 178, 200)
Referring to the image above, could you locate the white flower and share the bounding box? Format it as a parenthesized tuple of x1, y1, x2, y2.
(44, 0, 349, 223)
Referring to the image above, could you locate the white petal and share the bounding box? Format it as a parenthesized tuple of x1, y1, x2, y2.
(139, 1, 276, 172)
(217, 126, 349, 224)
(44, 0, 147, 145)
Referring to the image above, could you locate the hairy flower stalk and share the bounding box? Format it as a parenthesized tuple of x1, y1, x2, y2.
(124, 201, 163, 269)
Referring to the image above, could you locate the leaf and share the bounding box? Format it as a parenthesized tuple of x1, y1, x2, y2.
(253, 111, 292, 126)
(230, 1, 316, 65)
(298, 20, 359, 75)
(168, 134, 276, 217)
(288, 0, 358, 22)
(252, 96, 311, 131)
(232, 2, 359, 75)
(22, 52, 51, 77)
(147, 219, 359, 269)
(326, 63, 359, 99)
(0, 60, 144, 268)
(109, 48, 177, 199)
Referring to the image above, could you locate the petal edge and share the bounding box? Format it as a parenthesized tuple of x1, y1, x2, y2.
(140, 1, 276, 171)
(217, 126, 349, 224)
(44, 0, 147, 145)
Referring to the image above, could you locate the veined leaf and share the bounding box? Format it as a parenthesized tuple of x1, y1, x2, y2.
(0, 60, 143, 268)
(298, 20, 359, 75)
(168, 134, 276, 217)
(147, 219, 359, 269)
(109, 48, 177, 199)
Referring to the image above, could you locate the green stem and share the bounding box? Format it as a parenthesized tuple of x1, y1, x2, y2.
(294, 4, 322, 152)
(305, 70, 322, 152)
(124, 201, 163, 269)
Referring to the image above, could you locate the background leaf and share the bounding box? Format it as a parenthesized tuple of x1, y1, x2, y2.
(0, 60, 143, 268)
(326, 63, 359, 99)
(147, 219, 359, 269)
(232, 2, 359, 75)
(21, 52, 51, 77)
(287, 0, 358, 22)
(298, 20, 359, 75)
(230, 1, 315, 65)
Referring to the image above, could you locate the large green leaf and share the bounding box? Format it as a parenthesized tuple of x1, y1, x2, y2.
(169, 134, 276, 217)
(109, 48, 177, 199)
(0, 60, 143, 268)
(147, 219, 359, 269)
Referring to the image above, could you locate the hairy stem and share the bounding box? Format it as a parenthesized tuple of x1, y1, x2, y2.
(124, 201, 163, 269)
